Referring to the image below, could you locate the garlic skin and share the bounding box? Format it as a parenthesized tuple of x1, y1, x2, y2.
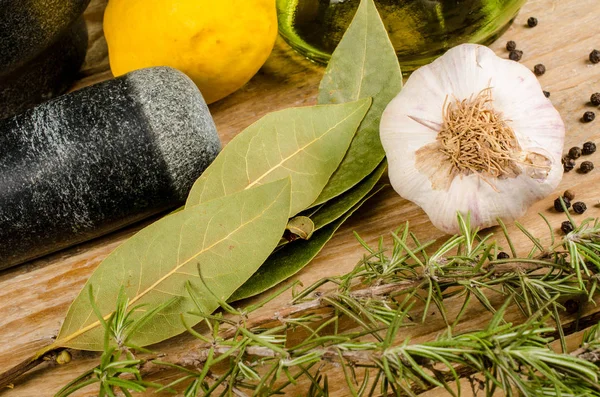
(380, 44, 565, 234)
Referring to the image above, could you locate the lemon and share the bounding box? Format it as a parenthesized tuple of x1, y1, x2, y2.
(103, 0, 277, 104)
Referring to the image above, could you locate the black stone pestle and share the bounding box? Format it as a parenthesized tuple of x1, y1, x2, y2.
(0, 0, 92, 119)
(0, 67, 221, 269)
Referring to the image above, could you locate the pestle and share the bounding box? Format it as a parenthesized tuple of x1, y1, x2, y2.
(0, 0, 91, 118)
(0, 17, 89, 119)
(0, 67, 221, 269)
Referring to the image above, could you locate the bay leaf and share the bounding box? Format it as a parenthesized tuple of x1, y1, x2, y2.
(54, 179, 291, 351)
(306, 160, 387, 231)
(276, 160, 386, 248)
(229, 185, 385, 302)
(185, 99, 372, 216)
(312, 0, 402, 206)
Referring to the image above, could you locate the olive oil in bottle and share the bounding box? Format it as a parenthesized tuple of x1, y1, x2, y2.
(277, 0, 527, 71)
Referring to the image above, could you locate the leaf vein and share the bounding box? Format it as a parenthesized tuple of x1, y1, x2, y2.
(55, 182, 289, 347)
(245, 104, 367, 190)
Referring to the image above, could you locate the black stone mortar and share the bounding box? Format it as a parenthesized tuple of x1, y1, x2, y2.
(0, 0, 91, 119)
(0, 67, 222, 269)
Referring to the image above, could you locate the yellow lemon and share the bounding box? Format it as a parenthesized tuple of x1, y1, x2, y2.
(103, 0, 277, 104)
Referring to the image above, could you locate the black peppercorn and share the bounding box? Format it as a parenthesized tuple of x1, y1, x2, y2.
(583, 141, 597, 155)
(533, 64, 546, 76)
(591, 93, 600, 106)
(580, 161, 595, 174)
(564, 190, 575, 201)
(562, 156, 576, 172)
(506, 41, 517, 51)
(509, 50, 523, 62)
(583, 111, 596, 123)
(573, 202, 587, 214)
(565, 299, 580, 314)
(554, 196, 571, 212)
(561, 221, 574, 234)
(590, 49, 600, 64)
(497, 252, 510, 259)
(527, 17, 538, 27)
(568, 146, 582, 159)
(543, 91, 550, 98)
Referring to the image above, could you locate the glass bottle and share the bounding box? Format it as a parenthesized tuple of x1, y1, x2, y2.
(277, 0, 527, 71)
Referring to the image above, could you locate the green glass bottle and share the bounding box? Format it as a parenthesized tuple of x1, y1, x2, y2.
(277, 0, 527, 71)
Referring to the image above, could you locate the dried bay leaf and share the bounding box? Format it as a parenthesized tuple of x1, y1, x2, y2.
(230, 185, 385, 302)
(313, 0, 402, 206)
(185, 99, 372, 216)
(53, 179, 291, 351)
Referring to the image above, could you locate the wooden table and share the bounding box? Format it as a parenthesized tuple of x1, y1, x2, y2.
(1, 0, 599, 395)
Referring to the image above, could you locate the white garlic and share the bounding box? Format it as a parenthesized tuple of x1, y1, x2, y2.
(380, 44, 565, 234)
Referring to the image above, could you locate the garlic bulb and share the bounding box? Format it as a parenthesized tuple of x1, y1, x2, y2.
(380, 44, 565, 234)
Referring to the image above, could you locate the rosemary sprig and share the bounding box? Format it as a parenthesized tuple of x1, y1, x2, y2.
(56, 287, 168, 397)
(58, 214, 600, 396)
(145, 299, 600, 397)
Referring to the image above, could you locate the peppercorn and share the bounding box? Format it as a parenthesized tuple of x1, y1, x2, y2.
(543, 91, 550, 98)
(564, 190, 575, 201)
(509, 50, 523, 62)
(568, 146, 582, 159)
(580, 161, 595, 174)
(533, 64, 546, 76)
(583, 141, 597, 155)
(573, 202, 587, 214)
(506, 41, 517, 51)
(565, 299, 580, 314)
(562, 156, 575, 172)
(554, 196, 571, 212)
(590, 49, 600, 64)
(591, 93, 600, 106)
(497, 252, 510, 259)
(561, 221, 574, 234)
(527, 17, 538, 27)
(583, 111, 596, 123)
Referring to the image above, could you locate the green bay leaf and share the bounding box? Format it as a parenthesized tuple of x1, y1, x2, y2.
(185, 99, 371, 216)
(306, 160, 387, 231)
(230, 185, 385, 302)
(313, 0, 402, 206)
(54, 179, 291, 351)
(277, 160, 386, 248)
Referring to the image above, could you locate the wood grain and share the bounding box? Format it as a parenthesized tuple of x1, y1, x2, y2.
(1, 0, 600, 395)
